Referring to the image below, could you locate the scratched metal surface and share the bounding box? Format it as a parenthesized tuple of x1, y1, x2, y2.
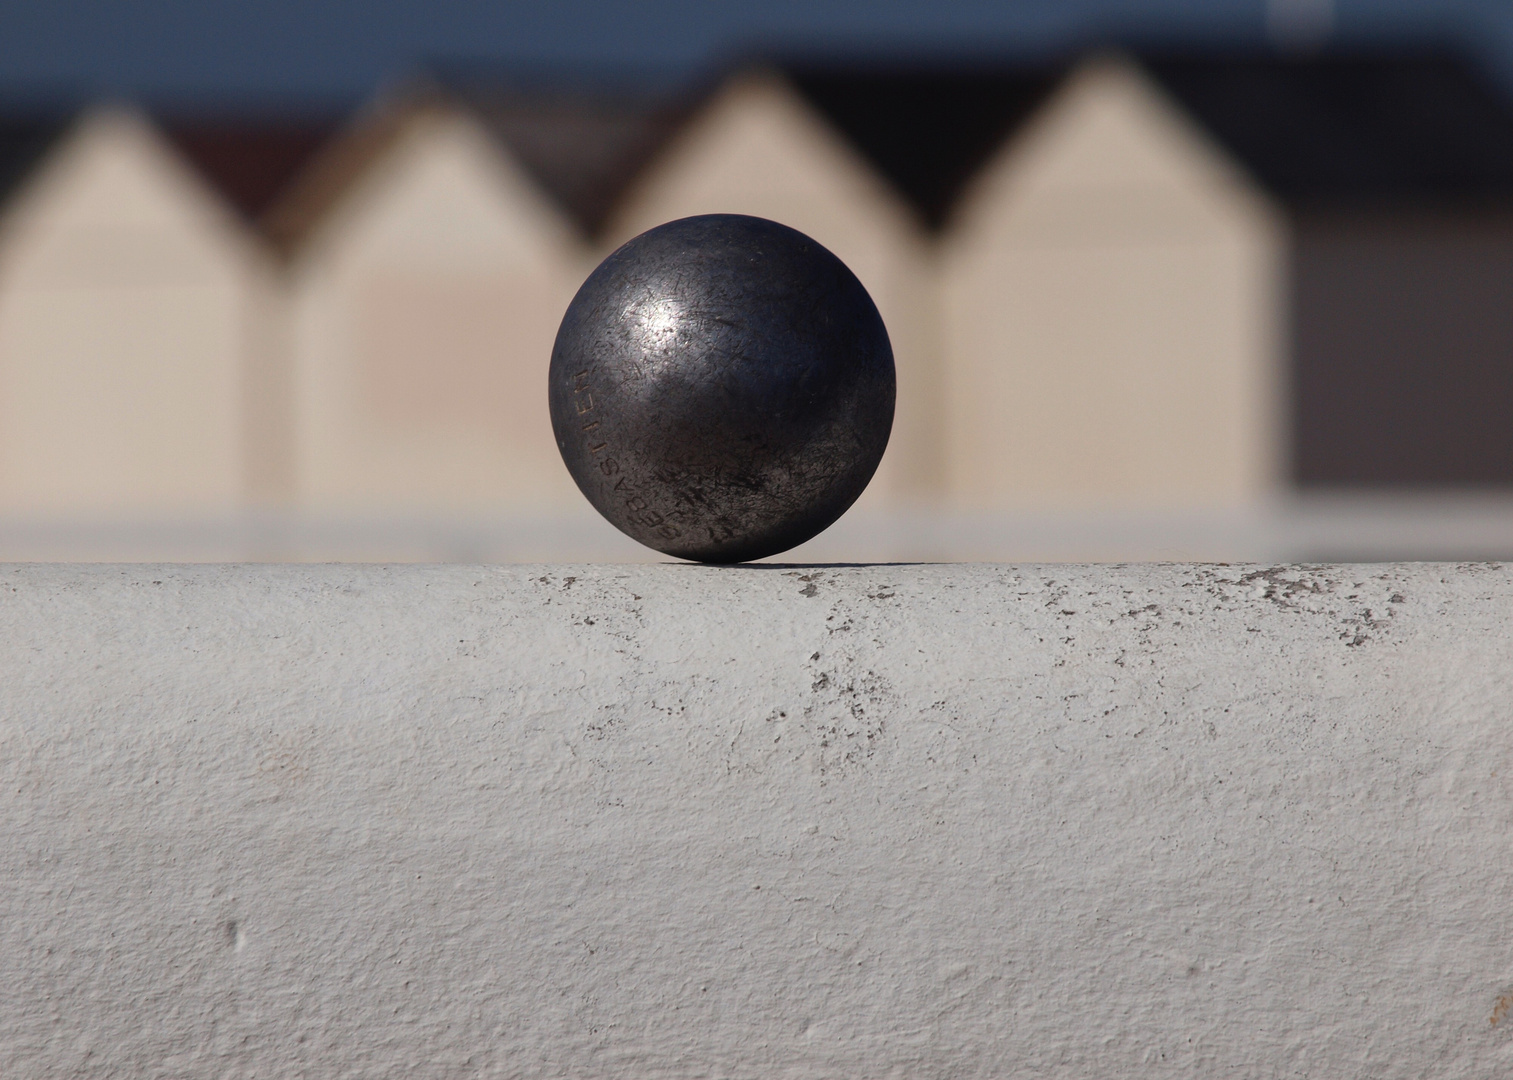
(549, 215, 895, 563)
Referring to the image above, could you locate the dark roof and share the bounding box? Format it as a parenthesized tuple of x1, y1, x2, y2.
(162, 118, 342, 221)
(783, 63, 1062, 229)
(253, 47, 1513, 253)
(415, 68, 699, 239)
(427, 60, 1065, 235)
(258, 105, 416, 256)
(0, 114, 71, 206)
(255, 75, 699, 252)
(1144, 52, 1513, 209)
(470, 91, 694, 238)
(440, 52, 1513, 229)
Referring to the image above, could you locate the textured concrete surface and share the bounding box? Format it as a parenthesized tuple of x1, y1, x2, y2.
(2, 562, 1512, 1078)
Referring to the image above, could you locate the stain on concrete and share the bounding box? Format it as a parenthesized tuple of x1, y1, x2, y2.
(1492, 993, 1513, 1027)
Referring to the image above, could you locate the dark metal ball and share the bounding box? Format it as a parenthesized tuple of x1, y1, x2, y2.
(549, 214, 895, 563)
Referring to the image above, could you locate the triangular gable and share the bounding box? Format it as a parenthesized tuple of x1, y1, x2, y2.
(605, 68, 920, 247)
(940, 55, 1286, 509)
(431, 71, 700, 241)
(262, 94, 585, 264)
(258, 103, 416, 258)
(0, 105, 264, 257)
(278, 95, 590, 512)
(950, 54, 1280, 243)
(419, 59, 1060, 240)
(0, 106, 279, 512)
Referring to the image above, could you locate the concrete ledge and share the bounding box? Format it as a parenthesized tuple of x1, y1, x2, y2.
(3, 563, 1512, 1076)
(16, 494, 1513, 563)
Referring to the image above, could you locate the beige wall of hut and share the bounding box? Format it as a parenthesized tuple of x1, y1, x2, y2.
(280, 103, 590, 515)
(940, 57, 1287, 511)
(0, 108, 280, 515)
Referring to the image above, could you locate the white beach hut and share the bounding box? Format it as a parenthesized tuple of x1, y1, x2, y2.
(270, 98, 591, 516)
(0, 106, 283, 515)
(939, 56, 1287, 513)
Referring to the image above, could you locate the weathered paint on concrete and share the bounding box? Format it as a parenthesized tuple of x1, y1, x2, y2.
(2, 562, 1512, 1077)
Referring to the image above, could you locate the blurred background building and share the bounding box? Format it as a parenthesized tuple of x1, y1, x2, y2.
(0, 0, 1512, 562)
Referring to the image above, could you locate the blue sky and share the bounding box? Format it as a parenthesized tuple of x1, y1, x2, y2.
(0, 0, 1509, 108)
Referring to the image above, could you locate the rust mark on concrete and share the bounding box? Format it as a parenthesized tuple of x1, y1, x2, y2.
(1491, 993, 1513, 1027)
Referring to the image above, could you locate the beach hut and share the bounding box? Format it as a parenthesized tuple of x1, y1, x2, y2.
(267, 97, 590, 514)
(939, 55, 1287, 512)
(162, 113, 337, 505)
(0, 106, 281, 514)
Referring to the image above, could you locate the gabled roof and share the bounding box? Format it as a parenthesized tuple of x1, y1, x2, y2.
(250, 47, 1513, 256)
(1143, 51, 1513, 210)
(455, 83, 698, 240)
(252, 61, 1065, 247)
(161, 116, 343, 221)
(0, 113, 72, 208)
(254, 72, 701, 251)
(781, 62, 1063, 229)
(257, 105, 422, 257)
(423, 60, 1068, 235)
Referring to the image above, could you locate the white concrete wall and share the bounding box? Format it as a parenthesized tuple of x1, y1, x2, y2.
(3, 562, 1512, 1077)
